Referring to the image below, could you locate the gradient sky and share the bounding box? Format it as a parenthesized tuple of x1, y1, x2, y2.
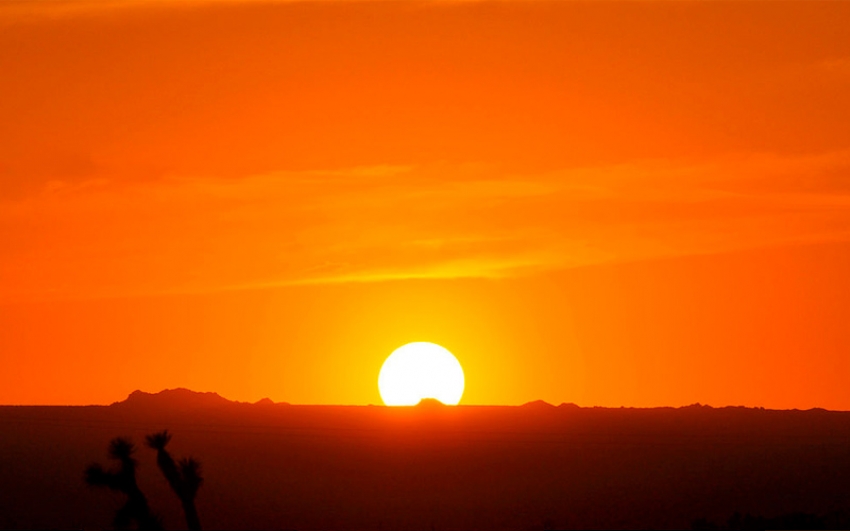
(2, 0, 850, 408)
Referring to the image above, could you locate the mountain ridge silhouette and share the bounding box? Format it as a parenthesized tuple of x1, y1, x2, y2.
(106, 388, 843, 413)
(111, 388, 288, 411)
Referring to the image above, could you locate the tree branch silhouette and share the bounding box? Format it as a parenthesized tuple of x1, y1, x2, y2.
(84, 437, 162, 530)
(146, 430, 203, 531)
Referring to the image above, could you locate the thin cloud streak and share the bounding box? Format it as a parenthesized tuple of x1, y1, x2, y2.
(3, 152, 850, 300)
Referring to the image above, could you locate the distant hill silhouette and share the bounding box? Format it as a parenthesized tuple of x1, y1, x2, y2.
(521, 399, 557, 409)
(107, 389, 841, 415)
(111, 389, 289, 412)
(415, 398, 447, 408)
(113, 389, 231, 410)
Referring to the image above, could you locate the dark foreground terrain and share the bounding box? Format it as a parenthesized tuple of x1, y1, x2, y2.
(2, 390, 850, 530)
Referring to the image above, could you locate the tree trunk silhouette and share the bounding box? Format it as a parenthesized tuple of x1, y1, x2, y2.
(181, 499, 202, 531)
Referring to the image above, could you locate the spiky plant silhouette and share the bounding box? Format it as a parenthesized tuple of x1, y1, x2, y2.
(146, 430, 203, 531)
(84, 437, 162, 530)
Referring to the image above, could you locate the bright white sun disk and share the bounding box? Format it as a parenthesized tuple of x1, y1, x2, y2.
(378, 342, 465, 406)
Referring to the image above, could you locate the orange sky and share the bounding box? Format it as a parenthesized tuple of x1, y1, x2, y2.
(2, 0, 850, 408)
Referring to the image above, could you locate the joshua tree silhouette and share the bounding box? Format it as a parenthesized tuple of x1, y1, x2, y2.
(146, 430, 203, 531)
(84, 437, 162, 530)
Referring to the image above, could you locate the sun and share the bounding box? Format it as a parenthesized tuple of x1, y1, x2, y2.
(378, 342, 465, 406)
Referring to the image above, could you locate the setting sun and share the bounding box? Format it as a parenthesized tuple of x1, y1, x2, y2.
(378, 342, 465, 406)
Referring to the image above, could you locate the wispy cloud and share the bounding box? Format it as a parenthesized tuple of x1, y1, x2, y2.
(3, 152, 850, 300)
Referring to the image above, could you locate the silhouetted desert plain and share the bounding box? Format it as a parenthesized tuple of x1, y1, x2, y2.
(2, 389, 850, 530)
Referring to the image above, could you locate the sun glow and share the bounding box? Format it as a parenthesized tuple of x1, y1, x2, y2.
(378, 342, 465, 406)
